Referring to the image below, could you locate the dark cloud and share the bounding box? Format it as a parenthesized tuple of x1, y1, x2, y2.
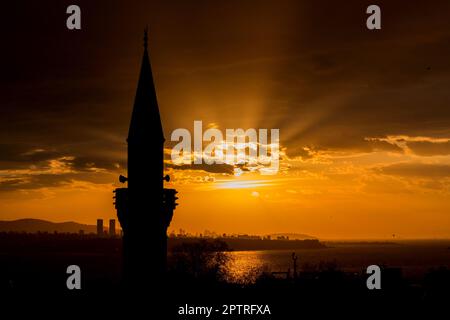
(0, 144, 59, 162)
(0, 175, 69, 192)
(366, 139, 403, 153)
(376, 163, 450, 178)
(0, 142, 125, 172)
(286, 137, 403, 158)
(0, 171, 115, 192)
(286, 146, 315, 159)
(62, 156, 125, 172)
(166, 163, 235, 175)
(0, 145, 122, 192)
(0, 145, 62, 170)
(407, 141, 450, 156)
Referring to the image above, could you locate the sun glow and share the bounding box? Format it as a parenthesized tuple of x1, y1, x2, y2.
(215, 179, 274, 189)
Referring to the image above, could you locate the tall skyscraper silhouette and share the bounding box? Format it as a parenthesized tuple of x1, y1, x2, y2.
(97, 219, 104, 237)
(109, 219, 116, 237)
(113, 29, 178, 289)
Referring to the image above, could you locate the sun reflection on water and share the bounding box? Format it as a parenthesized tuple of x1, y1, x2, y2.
(225, 251, 269, 284)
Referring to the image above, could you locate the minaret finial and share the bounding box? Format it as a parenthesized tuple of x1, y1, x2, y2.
(144, 26, 148, 49)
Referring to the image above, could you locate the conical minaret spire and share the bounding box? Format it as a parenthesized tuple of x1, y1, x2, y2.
(127, 28, 164, 144)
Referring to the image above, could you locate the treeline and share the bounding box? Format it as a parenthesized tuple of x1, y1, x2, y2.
(169, 237, 325, 251)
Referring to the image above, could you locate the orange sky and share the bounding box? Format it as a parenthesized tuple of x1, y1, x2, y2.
(2, 1, 450, 239)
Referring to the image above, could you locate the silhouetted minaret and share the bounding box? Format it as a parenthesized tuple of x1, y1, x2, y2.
(114, 29, 177, 289)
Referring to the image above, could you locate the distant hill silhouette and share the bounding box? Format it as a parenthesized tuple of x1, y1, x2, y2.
(0, 219, 97, 234)
(269, 233, 317, 240)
